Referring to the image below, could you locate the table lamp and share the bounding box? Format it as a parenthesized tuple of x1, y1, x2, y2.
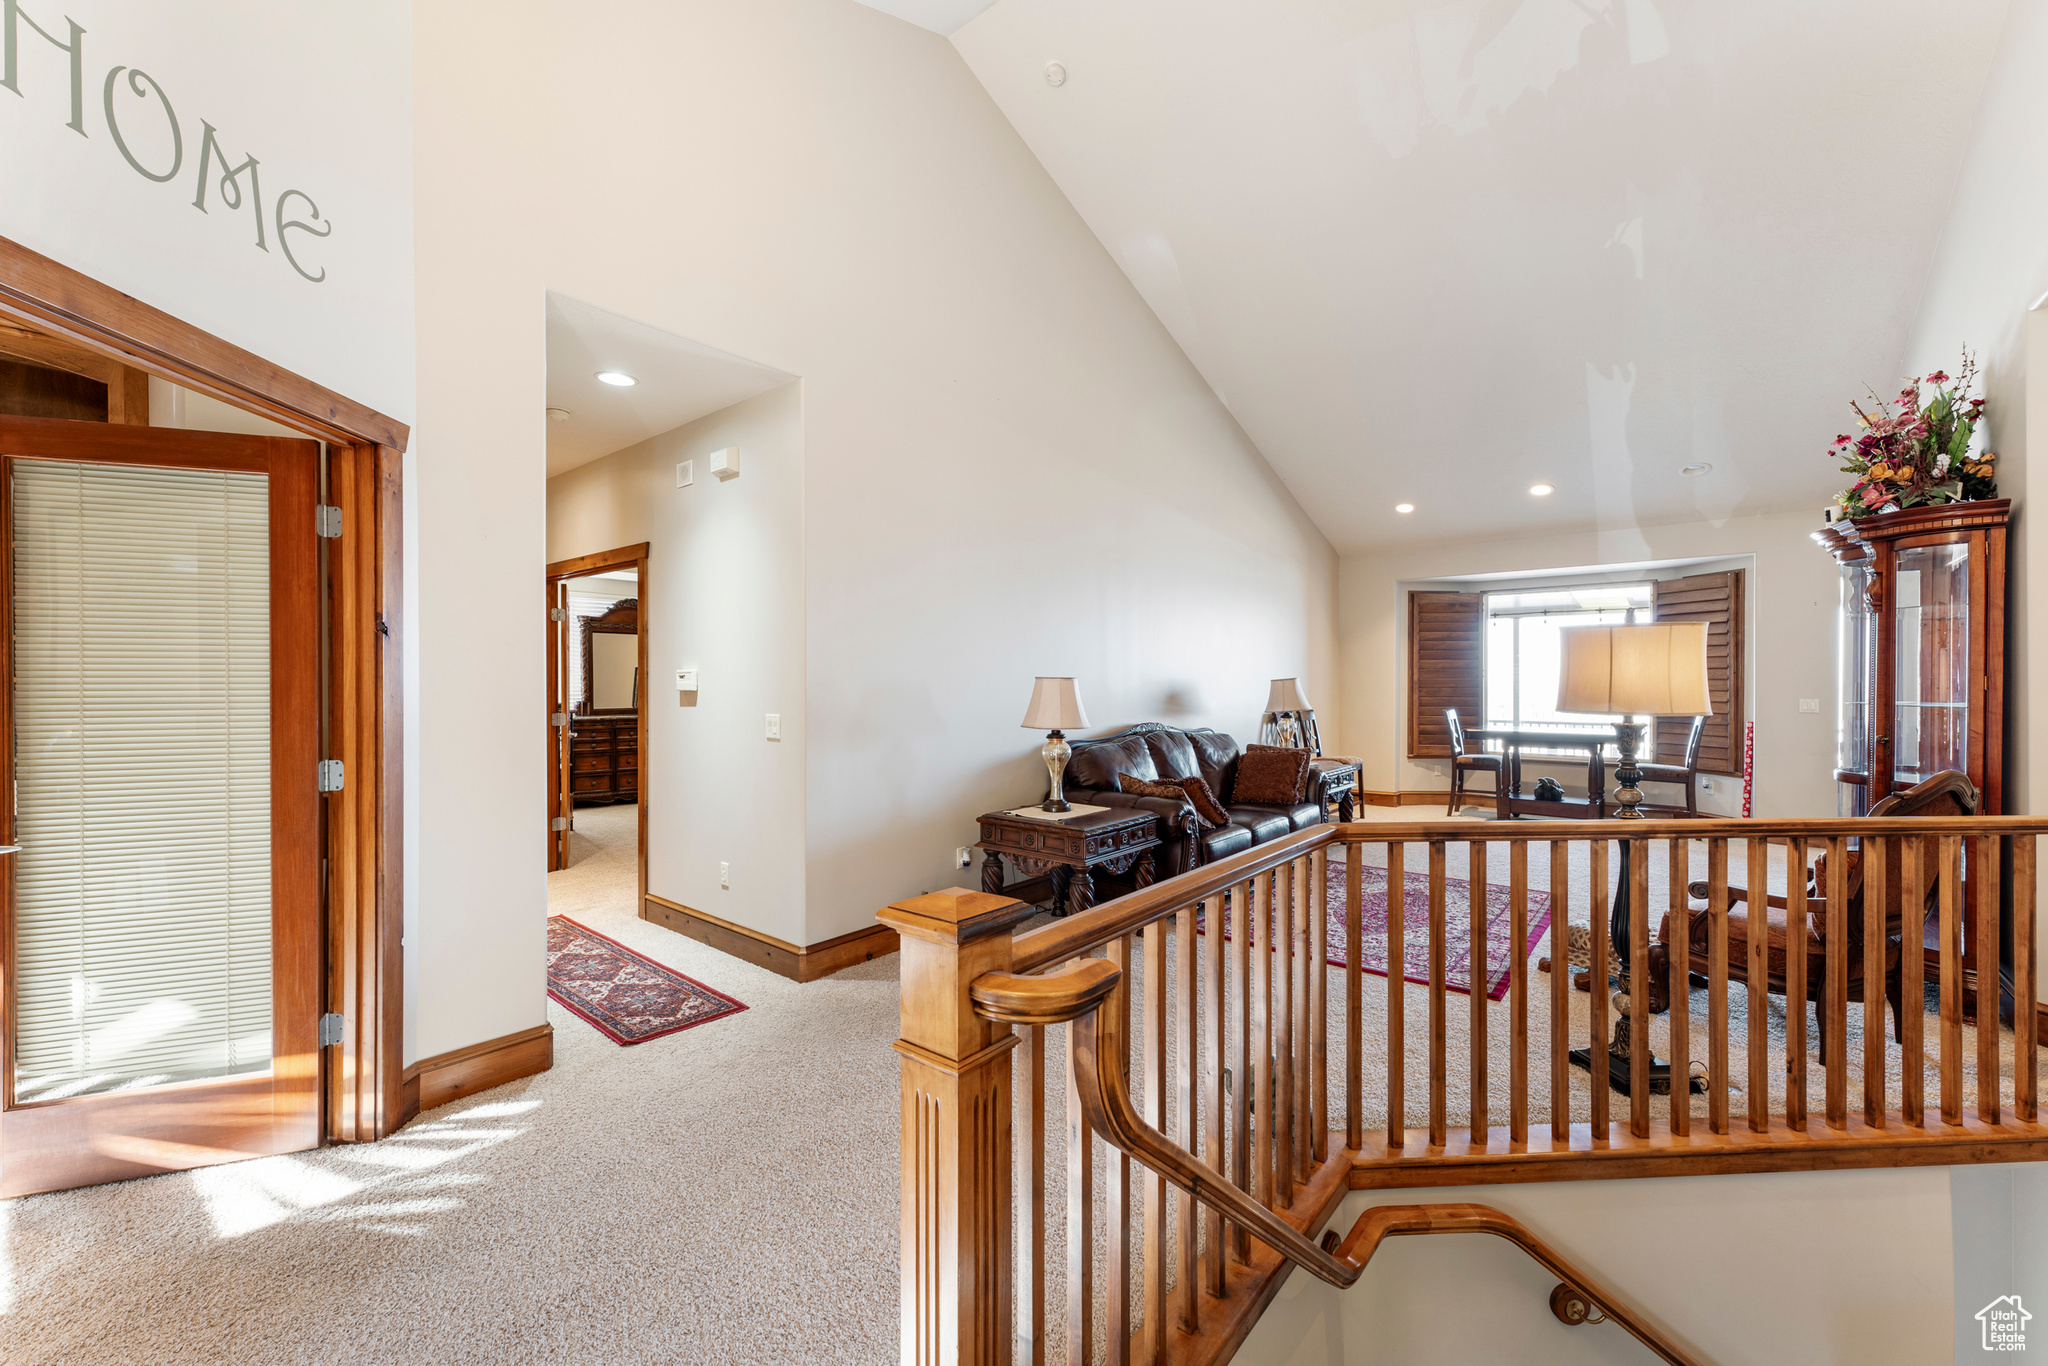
(1557, 622, 1711, 1096)
(1022, 677, 1088, 813)
(1555, 623, 1711, 819)
(1262, 677, 1321, 754)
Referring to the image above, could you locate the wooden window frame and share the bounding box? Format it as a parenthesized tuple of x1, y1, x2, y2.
(0, 234, 410, 1142)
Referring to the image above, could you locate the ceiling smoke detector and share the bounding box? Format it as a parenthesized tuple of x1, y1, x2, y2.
(1680, 462, 1712, 477)
(1045, 62, 1067, 87)
(546, 407, 571, 422)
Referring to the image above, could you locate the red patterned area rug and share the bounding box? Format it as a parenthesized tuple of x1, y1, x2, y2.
(1197, 862, 1550, 1002)
(546, 917, 747, 1044)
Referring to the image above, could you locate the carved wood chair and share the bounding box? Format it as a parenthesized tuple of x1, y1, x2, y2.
(1649, 769, 1977, 1058)
(1636, 714, 1704, 817)
(1444, 709, 1501, 816)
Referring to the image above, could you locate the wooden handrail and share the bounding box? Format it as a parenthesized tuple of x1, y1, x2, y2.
(974, 960, 1707, 1364)
(1011, 825, 1330, 972)
(1332, 1204, 1704, 1366)
(1014, 814, 2048, 974)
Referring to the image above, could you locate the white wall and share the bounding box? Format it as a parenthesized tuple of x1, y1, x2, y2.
(548, 384, 809, 945)
(0, 0, 420, 1055)
(415, 0, 1334, 1052)
(1338, 510, 1837, 819)
(1236, 1169, 1954, 1366)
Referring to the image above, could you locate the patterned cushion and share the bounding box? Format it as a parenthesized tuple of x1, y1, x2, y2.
(1233, 746, 1312, 806)
(1117, 771, 1218, 828)
(1163, 773, 1230, 828)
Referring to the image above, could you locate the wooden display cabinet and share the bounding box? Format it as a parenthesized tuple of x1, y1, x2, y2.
(1815, 498, 2009, 1000)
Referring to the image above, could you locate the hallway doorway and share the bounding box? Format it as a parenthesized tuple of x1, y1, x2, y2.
(547, 544, 649, 911)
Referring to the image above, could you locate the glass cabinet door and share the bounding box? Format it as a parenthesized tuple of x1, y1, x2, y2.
(1891, 540, 1972, 790)
(1836, 560, 1873, 816)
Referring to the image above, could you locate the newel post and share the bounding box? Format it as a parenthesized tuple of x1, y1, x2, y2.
(879, 887, 1035, 1366)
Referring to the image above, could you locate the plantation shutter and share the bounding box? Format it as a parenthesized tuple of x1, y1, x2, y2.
(1407, 591, 1483, 758)
(10, 459, 274, 1099)
(1652, 570, 1744, 775)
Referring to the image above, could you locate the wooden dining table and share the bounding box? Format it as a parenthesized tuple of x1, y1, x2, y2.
(1467, 726, 1618, 820)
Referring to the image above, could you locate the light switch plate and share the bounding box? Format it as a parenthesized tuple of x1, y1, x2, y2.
(765, 713, 781, 740)
(676, 460, 694, 487)
(719, 861, 730, 889)
(1799, 697, 1820, 713)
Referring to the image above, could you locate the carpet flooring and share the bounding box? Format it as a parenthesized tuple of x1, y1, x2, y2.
(0, 803, 904, 1366)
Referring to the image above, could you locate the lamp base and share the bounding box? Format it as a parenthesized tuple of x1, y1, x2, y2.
(1611, 720, 1647, 819)
(1039, 729, 1073, 812)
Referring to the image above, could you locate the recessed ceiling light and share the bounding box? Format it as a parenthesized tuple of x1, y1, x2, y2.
(595, 371, 637, 387)
(1395, 503, 1415, 514)
(1680, 462, 1712, 477)
(546, 407, 571, 422)
(1529, 483, 1554, 497)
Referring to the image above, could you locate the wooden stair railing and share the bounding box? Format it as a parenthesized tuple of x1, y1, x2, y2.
(972, 957, 1705, 1366)
(884, 811, 2048, 1366)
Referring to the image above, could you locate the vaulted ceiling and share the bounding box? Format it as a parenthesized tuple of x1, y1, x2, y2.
(887, 0, 2010, 551)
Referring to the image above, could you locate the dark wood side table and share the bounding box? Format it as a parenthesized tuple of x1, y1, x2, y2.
(977, 806, 1160, 918)
(1309, 756, 1361, 823)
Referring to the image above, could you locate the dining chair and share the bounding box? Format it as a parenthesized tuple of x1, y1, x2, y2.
(1637, 715, 1705, 816)
(1445, 709, 1501, 815)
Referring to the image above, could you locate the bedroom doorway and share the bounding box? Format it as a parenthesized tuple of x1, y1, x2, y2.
(547, 544, 648, 910)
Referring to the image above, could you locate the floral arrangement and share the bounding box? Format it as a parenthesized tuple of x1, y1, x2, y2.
(1831, 349, 1996, 518)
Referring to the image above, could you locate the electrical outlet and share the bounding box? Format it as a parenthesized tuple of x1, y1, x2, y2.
(1699, 777, 1718, 795)
(1799, 698, 1820, 713)
(765, 713, 781, 740)
(955, 847, 973, 869)
(719, 861, 730, 889)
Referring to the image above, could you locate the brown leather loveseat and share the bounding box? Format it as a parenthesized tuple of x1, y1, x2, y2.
(1062, 722, 1327, 878)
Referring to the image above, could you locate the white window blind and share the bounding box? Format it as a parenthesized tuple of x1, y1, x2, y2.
(11, 459, 272, 1101)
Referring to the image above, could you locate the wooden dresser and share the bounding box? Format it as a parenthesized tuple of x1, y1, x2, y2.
(569, 713, 638, 804)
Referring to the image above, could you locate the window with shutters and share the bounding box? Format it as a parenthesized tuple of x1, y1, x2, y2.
(1651, 570, 1745, 775)
(1482, 583, 1656, 753)
(1407, 591, 1483, 757)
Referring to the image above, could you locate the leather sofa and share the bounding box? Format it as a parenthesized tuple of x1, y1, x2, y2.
(1062, 722, 1326, 878)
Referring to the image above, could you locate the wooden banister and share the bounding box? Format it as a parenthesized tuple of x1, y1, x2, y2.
(898, 811, 2047, 1366)
(976, 959, 1707, 1366)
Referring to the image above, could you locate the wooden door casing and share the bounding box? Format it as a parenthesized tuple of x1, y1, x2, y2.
(0, 416, 321, 1197)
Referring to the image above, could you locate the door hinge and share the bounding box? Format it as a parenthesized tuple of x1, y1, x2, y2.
(319, 1012, 345, 1046)
(318, 759, 345, 792)
(316, 505, 343, 538)
(549, 607, 568, 622)
(551, 712, 568, 727)
(551, 815, 570, 831)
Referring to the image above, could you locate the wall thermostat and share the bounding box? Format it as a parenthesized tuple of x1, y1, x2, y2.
(676, 670, 699, 692)
(709, 446, 739, 481)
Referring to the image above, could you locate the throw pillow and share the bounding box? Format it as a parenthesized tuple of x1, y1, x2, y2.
(1164, 773, 1231, 828)
(1116, 771, 1217, 829)
(1233, 746, 1311, 806)
(1245, 744, 1315, 802)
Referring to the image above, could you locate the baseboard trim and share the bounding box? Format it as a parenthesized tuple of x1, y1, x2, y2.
(399, 1023, 554, 1124)
(642, 894, 899, 983)
(1360, 790, 1459, 808)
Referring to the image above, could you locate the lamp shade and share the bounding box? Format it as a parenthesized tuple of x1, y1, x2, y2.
(1555, 623, 1712, 717)
(1265, 677, 1311, 713)
(1021, 677, 1088, 730)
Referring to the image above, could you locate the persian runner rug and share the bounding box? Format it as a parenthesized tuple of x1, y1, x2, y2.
(546, 917, 747, 1044)
(1197, 862, 1550, 1002)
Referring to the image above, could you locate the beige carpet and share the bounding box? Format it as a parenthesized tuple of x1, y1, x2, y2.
(0, 803, 905, 1366)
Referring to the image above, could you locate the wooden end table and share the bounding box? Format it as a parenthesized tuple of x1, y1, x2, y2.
(1310, 756, 1361, 823)
(977, 806, 1160, 918)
